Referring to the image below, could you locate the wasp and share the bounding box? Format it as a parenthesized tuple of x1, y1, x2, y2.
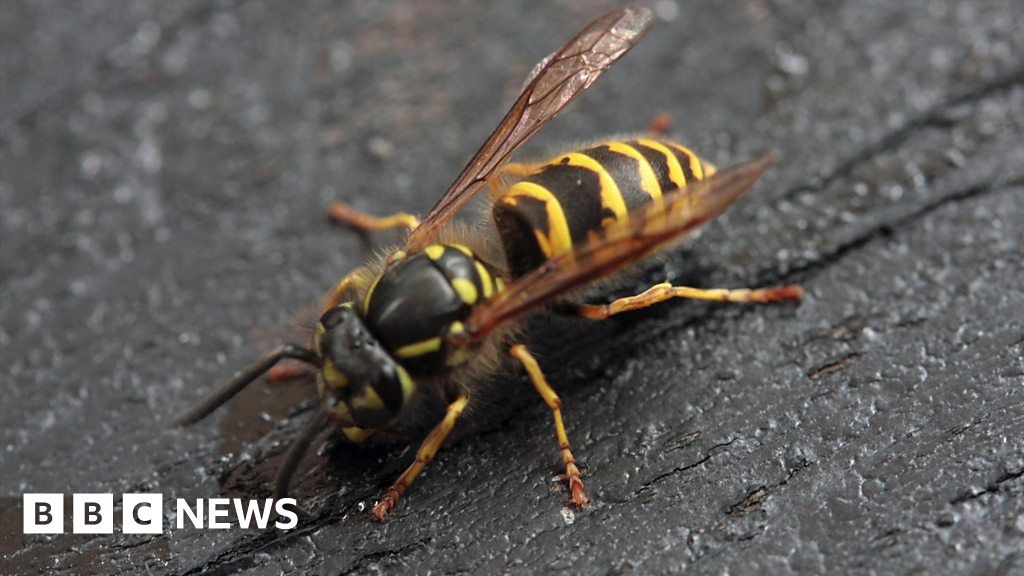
(176, 7, 802, 521)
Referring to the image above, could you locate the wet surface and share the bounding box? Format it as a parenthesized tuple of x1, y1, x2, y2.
(2, 1, 1023, 574)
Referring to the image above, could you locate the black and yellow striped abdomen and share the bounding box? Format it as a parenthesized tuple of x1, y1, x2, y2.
(492, 139, 715, 277)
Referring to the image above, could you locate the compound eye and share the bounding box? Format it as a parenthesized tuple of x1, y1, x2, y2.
(319, 304, 353, 330)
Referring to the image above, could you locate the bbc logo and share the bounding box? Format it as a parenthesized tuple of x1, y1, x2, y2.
(24, 494, 163, 534)
(23, 493, 299, 533)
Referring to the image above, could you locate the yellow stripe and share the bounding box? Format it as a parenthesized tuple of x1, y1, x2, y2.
(606, 141, 663, 207)
(666, 142, 705, 180)
(396, 365, 414, 403)
(362, 271, 384, 313)
(341, 426, 375, 443)
(637, 138, 687, 189)
(332, 397, 353, 419)
(350, 386, 385, 411)
(425, 244, 445, 260)
(449, 243, 474, 257)
(321, 358, 349, 389)
(561, 152, 628, 230)
(394, 336, 442, 358)
(501, 182, 573, 258)
(451, 277, 478, 305)
(445, 321, 471, 366)
(474, 261, 494, 298)
(313, 322, 327, 354)
(388, 249, 407, 263)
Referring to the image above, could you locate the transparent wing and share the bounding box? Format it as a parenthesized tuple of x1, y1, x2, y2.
(464, 153, 776, 340)
(404, 7, 654, 251)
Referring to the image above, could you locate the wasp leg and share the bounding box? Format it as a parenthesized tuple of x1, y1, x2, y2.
(266, 363, 311, 382)
(320, 267, 368, 312)
(328, 201, 420, 233)
(577, 282, 803, 319)
(273, 410, 329, 500)
(371, 394, 470, 521)
(509, 344, 589, 507)
(646, 111, 673, 136)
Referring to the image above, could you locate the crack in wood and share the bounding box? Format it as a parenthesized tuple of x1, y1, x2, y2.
(780, 67, 1024, 202)
(807, 352, 862, 380)
(950, 467, 1024, 505)
(634, 438, 738, 496)
(764, 172, 1024, 289)
(725, 458, 811, 516)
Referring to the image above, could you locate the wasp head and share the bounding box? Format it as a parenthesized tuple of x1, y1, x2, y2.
(315, 304, 414, 430)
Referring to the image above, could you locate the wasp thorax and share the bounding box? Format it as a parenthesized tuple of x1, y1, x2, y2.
(316, 305, 415, 429)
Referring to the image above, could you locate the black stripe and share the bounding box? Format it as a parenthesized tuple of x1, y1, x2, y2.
(374, 370, 405, 414)
(669, 145, 697, 183)
(524, 164, 604, 248)
(580, 144, 649, 213)
(629, 140, 677, 193)
(363, 254, 462, 376)
(494, 195, 550, 278)
(432, 246, 485, 303)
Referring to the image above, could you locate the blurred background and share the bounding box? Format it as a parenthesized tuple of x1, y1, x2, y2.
(2, 1, 1022, 574)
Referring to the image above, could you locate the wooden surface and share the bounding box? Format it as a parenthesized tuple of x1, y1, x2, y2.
(2, 1, 1022, 574)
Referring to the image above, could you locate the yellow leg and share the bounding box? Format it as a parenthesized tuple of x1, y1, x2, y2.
(577, 282, 803, 320)
(265, 362, 310, 382)
(371, 394, 470, 521)
(320, 267, 368, 312)
(509, 344, 589, 507)
(328, 200, 419, 233)
(646, 111, 673, 136)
